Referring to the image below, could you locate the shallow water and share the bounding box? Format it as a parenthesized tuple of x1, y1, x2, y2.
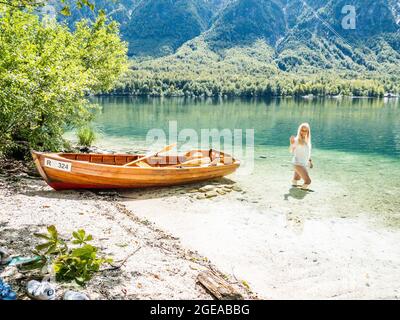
(68, 96, 400, 226)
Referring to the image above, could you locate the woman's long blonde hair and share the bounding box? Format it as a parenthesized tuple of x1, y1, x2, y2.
(296, 122, 312, 148)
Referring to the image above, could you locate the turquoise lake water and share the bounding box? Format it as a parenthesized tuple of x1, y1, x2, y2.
(90, 96, 400, 157)
(75, 96, 400, 227)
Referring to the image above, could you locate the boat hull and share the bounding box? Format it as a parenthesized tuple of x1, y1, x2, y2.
(31, 151, 240, 191)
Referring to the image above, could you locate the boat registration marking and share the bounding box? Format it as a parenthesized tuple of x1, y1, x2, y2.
(44, 158, 72, 172)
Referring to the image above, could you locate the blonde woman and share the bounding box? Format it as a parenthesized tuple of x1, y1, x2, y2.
(289, 123, 313, 190)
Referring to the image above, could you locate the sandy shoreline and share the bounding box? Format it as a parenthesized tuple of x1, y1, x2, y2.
(0, 170, 253, 300)
(127, 195, 400, 299)
(119, 183, 400, 300)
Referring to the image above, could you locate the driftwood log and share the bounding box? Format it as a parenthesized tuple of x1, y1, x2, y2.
(197, 270, 243, 300)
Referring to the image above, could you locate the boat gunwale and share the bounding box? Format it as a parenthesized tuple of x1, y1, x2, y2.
(32, 150, 241, 171)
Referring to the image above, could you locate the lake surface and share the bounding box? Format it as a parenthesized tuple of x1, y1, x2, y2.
(70, 96, 400, 227)
(90, 96, 400, 158)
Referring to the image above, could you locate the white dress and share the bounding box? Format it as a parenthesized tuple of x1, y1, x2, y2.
(291, 138, 311, 167)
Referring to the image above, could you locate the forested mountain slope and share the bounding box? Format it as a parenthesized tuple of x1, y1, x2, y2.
(52, 0, 400, 96)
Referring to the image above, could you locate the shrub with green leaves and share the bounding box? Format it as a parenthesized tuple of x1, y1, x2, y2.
(77, 126, 96, 147)
(34, 226, 112, 286)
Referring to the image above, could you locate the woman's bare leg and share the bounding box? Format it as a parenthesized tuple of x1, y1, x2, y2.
(293, 171, 301, 181)
(294, 165, 311, 185)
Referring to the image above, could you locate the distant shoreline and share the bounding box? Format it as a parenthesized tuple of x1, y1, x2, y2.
(93, 93, 399, 99)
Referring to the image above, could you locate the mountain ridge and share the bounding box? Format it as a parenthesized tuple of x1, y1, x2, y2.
(51, 0, 400, 96)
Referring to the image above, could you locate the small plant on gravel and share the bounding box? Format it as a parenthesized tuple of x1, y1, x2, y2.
(33, 226, 112, 286)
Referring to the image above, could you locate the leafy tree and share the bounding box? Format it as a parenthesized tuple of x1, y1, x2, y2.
(0, 4, 128, 157)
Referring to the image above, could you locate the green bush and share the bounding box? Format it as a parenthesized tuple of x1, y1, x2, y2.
(33, 226, 112, 286)
(77, 126, 96, 147)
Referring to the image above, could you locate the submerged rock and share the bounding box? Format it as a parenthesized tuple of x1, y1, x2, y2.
(222, 185, 234, 189)
(205, 191, 218, 198)
(199, 185, 215, 192)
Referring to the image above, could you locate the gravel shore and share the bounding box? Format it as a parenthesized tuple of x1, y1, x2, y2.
(0, 166, 253, 300)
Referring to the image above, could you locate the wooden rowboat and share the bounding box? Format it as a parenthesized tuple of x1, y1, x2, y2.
(31, 149, 240, 191)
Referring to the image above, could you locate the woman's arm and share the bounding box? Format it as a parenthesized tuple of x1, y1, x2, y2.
(289, 136, 296, 153)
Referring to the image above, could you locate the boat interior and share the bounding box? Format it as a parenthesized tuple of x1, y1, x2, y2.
(59, 150, 235, 168)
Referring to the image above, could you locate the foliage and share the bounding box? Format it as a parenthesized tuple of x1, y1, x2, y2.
(77, 126, 96, 147)
(0, 0, 95, 11)
(0, 5, 128, 158)
(110, 39, 396, 98)
(34, 226, 112, 286)
(34, 225, 68, 256)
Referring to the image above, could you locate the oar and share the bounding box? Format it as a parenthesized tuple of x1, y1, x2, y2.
(124, 143, 177, 167)
(168, 157, 211, 168)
